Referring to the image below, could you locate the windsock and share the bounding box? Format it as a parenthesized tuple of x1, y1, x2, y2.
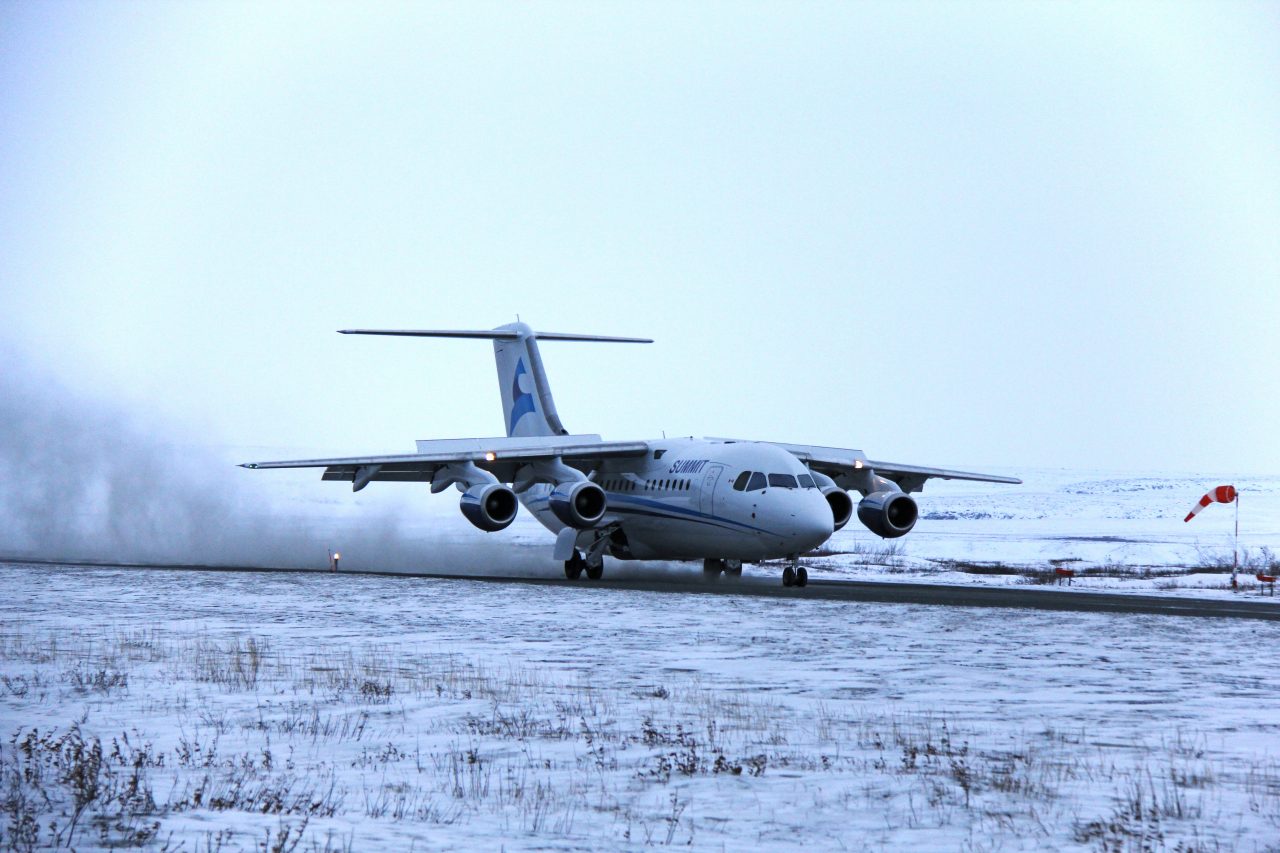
(1184, 485, 1237, 522)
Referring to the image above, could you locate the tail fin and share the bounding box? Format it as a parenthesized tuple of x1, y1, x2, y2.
(338, 324, 652, 437)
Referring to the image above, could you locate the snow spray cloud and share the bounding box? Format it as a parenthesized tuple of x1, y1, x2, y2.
(0, 348, 553, 574)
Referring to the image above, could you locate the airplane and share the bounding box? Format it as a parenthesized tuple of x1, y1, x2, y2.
(241, 323, 1020, 586)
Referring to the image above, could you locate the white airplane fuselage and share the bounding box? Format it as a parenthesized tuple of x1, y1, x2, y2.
(520, 438, 834, 561)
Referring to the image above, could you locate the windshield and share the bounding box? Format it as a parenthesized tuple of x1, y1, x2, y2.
(767, 473, 797, 489)
(797, 474, 816, 489)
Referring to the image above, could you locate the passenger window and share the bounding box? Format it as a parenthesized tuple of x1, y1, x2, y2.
(768, 473, 797, 489)
(732, 471, 751, 491)
(798, 474, 816, 489)
(746, 472, 766, 491)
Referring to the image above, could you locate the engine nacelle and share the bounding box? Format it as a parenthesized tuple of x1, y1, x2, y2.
(549, 481, 607, 529)
(823, 488, 855, 532)
(459, 483, 519, 532)
(857, 490, 918, 538)
(808, 470, 854, 532)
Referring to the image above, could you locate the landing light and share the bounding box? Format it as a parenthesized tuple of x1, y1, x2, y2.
(485, 452, 496, 461)
(854, 460, 864, 469)
(333, 553, 341, 560)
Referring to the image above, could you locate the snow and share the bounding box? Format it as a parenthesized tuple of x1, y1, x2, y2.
(2, 468, 1279, 850)
(3, 564, 1279, 849)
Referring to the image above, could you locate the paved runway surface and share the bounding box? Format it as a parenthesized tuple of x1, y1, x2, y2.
(8, 557, 1278, 621)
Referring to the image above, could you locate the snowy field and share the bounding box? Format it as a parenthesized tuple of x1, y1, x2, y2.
(3, 558, 1280, 851)
(3, 468, 1280, 850)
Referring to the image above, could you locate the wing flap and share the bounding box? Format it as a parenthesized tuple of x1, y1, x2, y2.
(865, 460, 1021, 485)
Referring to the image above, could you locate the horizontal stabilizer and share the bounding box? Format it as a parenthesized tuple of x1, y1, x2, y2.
(339, 329, 652, 343)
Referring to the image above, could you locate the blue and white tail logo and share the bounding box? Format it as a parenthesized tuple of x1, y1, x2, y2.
(508, 358, 538, 434)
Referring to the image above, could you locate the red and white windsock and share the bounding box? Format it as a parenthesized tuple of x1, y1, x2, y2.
(1184, 485, 1237, 522)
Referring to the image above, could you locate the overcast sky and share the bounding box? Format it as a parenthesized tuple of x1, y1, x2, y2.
(2, 1, 1276, 474)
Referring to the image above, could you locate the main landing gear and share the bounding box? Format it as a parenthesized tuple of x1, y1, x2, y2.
(564, 550, 604, 581)
(702, 558, 743, 580)
(781, 558, 808, 588)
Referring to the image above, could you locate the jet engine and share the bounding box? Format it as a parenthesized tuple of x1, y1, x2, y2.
(460, 483, 519, 532)
(549, 481, 607, 528)
(856, 490, 918, 538)
(808, 470, 854, 532)
(823, 488, 855, 532)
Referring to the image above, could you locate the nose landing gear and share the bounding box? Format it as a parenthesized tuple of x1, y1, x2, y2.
(781, 559, 808, 588)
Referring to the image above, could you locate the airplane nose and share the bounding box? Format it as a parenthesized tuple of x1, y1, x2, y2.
(793, 499, 834, 550)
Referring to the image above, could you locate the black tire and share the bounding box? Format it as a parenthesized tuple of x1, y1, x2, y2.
(724, 560, 743, 577)
(796, 566, 808, 587)
(585, 561, 604, 580)
(782, 566, 796, 587)
(703, 558, 724, 579)
(564, 552, 584, 580)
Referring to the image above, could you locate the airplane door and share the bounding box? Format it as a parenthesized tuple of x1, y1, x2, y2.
(699, 465, 725, 517)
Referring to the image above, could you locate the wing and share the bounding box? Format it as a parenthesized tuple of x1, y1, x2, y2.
(710, 438, 1021, 494)
(241, 433, 650, 489)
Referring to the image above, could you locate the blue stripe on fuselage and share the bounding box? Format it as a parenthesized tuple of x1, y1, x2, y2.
(524, 492, 773, 536)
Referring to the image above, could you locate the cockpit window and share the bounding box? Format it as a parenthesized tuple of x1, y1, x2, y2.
(797, 474, 816, 489)
(746, 472, 766, 491)
(768, 473, 797, 489)
(732, 471, 751, 491)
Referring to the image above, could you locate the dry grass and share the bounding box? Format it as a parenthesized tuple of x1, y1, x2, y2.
(3, 624, 1277, 850)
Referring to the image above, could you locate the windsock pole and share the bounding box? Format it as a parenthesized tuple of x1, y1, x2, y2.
(1230, 490, 1240, 590)
(1234, 492, 1240, 571)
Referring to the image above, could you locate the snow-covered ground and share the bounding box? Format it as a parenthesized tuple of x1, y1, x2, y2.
(3, 468, 1279, 850)
(2, 558, 1279, 851)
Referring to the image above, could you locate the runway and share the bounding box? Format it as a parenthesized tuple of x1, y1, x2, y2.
(359, 568, 1280, 621)
(8, 557, 1278, 621)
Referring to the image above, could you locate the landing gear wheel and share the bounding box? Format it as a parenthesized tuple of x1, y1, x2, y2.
(796, 566, 808, 587)
(585, 560, 604, 580)
(703, 558, 725, 579)
(724, 560, 743, 577)
(782, 566, 796, 587)
(564, 551, 584, 580)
